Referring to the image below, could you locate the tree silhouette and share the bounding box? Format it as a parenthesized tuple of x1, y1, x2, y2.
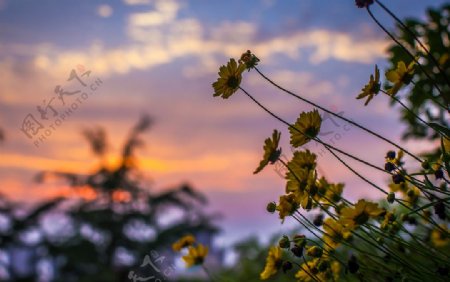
(0, 116, 219, 281)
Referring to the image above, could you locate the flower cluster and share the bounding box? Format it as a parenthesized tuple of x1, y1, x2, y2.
(172, 235, 209, 268)
(213, 45, 449, 281)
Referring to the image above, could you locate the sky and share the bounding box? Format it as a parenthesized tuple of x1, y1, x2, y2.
(0, 0, 446, 247)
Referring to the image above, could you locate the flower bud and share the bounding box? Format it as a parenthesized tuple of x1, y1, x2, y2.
(282, 261, 293, 273)
(293, 235, 307, 248)
(387, 192, 395, 204)
(385, 162, 396, 172)
(291, 246, 303, 257)
(306, 246, 323, 258)
(348, 255, 359, 274)
(266, 202, 276, 213)
(279, 235, 290, 249)
(435, 169, 444, 180)
(386, 150, 396, 160)
(392, 173, 405, 184)
(421, 160, 430, 170)
(317, 260, 330, 272)
(313, 214, 324, 226)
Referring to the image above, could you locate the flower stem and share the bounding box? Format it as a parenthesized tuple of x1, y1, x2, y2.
(375, 0, 450, 90)
(254, 67, 424, 162)
(366, 6, 449, 111)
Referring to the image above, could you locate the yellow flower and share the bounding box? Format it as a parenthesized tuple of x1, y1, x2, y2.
(285, 150, 318, 204)
(340, 200, 385, 229)
(254, 130, 282, 174)
(385, 150, 404, 166)
(380, 211, 396, 231)
(385, 60, 415, 96)
(276, 193, 299, 222)
(260, 246, 283, 280)
(290, 109, 322, 148)
(290, 150, 317, 172)
(388, 181, 408, 193)
(443, 137, 450, 153)
(356, 64, 380, 106)
(285, 163, 317, 211)
(323, 218, 351, 250)
(182, 243, 208, 268)
(431, 225, 449, 248)
(322, 183, 344, 207)
(295, 259, 319, 282)
(296, 258, 341, 282)
(172, 234, 196, 252)
(212, 58, 246, 99)
(405, 186, 420, 206)
(330, 260, 341, 281)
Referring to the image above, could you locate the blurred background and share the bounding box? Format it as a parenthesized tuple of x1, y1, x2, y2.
(0, 0, 447, 281)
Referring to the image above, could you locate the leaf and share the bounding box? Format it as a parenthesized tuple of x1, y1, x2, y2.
(429, 123, 450, 138)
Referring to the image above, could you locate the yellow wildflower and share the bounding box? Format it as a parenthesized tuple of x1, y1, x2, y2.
(385, 60, 415, 96)
(172, 234, 195, 252)
(286, 167, 317, 210)
(323, 218, 351, 251)
(290, 109, 322, 148)
(182, 243, 208, 268)
(431, 225, 449, 248)
(405, 186, 420, 206)
(322, 183, 344, 206)
(340, 200, 385, 229)
(380, 211, 396, 231)
(295, 259, 319, 282)
(254, 130, 282, 174)
(260, 246, 283, 280)
(330, 260, 341, 281)
(212, 58, 246, 99)
(276, 193, 299, 222)
(356, 64, 380, 106)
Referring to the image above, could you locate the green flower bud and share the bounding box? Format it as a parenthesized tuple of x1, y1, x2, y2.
(293, 234, 307, 248)
(387, 192, 395, 204)
(266, 202, 276, 213)
(306, 246, 323, 258)
(279, 235, 290, 249)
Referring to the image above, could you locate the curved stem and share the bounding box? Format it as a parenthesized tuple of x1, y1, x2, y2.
(366, 6, 448, 111)
(375, 0, 450, 90)
(254, 67, 423, 162)
(384, 90, 446, 138)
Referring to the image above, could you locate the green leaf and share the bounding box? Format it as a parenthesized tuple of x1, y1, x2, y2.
(429, 122, 450, 138)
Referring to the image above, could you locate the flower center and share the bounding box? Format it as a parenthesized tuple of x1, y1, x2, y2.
(227, 76, 240, 89)
(354, 211, 369, 225)
(305, 126, 319, 139)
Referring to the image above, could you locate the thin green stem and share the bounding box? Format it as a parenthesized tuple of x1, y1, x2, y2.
(375, 0, 450, 91)
(254, 67, 423, 162)
(366, 6, 448, 111)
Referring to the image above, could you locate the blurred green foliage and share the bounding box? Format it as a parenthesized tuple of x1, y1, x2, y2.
(386, 3, 450, 145)
(0, 116, 219, 281)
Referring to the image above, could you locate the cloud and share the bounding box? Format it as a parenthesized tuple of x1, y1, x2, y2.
(128, 0, 180, 27)
(123, 0, 151, 5)
(13, 0, 387, 79)
(97, 4, 113, 18)
(247, 70, 334, 99)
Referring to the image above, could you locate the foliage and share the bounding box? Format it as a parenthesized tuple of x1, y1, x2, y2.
(386, 3, 450, 143)
(211, 2, 449, 281)
(0, 117, 219, 281)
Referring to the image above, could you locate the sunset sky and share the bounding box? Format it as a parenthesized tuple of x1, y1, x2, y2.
(0, 0, 446, 246)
